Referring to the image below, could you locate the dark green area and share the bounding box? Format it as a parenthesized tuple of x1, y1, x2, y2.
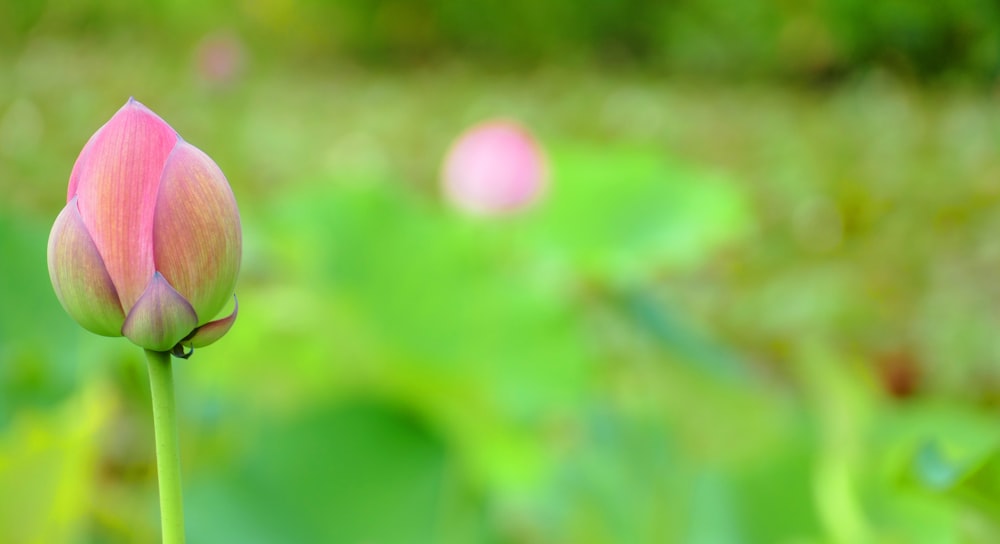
(5, 0, 1000, 81)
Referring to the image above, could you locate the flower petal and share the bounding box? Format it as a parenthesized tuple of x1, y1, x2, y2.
(71, 98, 179, 310)
(47, 198, 124, 336)
(122, 272, 198, 352)
(153, 141, 241, 324)
(182, 295, 238, 349)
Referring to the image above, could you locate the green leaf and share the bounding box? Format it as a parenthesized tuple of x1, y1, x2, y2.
(523, 145, 752, 281)
(186, 399, 489, 543)
(0, 211, 83, 427)
(0, 384, 113, 543)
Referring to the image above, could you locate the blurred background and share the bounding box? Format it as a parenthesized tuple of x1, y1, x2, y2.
(4, 0, 1000, 542)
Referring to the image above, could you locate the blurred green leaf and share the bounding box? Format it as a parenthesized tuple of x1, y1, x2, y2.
(0, 212, 76, 349)
(0, 211, 83, 427)
(537, 406, 686, 543)
(0, 383, 113, 543)
(621, 288, 748, 381)
(187, 399, 489, 543)
(524, 145, 752, 281)
(246, 183, 597, 493)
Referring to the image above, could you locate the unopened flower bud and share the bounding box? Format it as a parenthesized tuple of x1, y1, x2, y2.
(441, 119, 547, 216)
(48, 98, 241, 355)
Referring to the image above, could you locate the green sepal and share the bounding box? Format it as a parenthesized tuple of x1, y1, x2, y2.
(47, 198, 125, 336)
(122, 272, 198, 352)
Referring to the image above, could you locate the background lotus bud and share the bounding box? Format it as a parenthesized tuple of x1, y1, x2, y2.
(194, 30, 247, 88)
(441, 119, 547, 216)
(48, 98, 241, 355)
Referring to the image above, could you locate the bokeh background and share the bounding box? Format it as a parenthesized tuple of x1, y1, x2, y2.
(5, 1, 1000, 542)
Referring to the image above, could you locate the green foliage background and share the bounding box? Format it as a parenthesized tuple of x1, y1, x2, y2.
(4, 1, 1000, 542)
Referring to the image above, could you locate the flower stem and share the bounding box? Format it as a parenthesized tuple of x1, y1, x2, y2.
(145, 349, 186, 544)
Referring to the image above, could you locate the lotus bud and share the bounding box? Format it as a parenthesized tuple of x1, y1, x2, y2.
(194, 31, 247, 88)
(48, 98, 241, 357)
(441, 119, 547, 216)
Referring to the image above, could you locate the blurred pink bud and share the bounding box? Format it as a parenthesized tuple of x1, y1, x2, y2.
(441, 120, 547, 216)
(194, 31, 247, 87)
(48, 98, 241, 356)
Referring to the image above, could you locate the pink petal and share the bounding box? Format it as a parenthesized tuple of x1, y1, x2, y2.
(47, 198, 125, 336)
(71, 98, 180, 310)
(122, 272, 199, 352)
(153, 141, 241, 324)
(182, 295, 238, 349)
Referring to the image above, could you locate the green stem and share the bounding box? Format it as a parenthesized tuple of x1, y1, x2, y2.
(145, 349, 186, 544)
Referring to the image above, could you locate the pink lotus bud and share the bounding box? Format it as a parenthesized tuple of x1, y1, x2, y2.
(441, 119, 547, 216)
(48, 98, 241, 357)
(194, 31, 247, 88)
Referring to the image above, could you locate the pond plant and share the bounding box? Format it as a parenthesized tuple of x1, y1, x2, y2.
(47, 98, 242, 543)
